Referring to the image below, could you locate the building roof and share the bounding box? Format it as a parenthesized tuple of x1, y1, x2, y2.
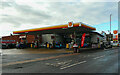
(91, 32, 104, 37)
(13, 22, 96, 35)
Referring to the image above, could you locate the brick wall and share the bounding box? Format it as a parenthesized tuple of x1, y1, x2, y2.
(2, 35, 36, 44)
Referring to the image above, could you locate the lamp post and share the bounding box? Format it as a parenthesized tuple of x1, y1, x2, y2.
(110, 14, 112, 34)
(10, 33, 12, 44)
(109, 14, 112, 41)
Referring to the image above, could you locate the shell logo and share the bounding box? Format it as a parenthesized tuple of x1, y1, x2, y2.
(113, 30, 118, 34)
(68, 22, 73, 27)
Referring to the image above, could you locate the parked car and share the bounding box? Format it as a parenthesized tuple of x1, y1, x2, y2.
(118, 42, 120, 47)
(7, 43, 16, 48)
(112, 41, 119, 47)
(83, 43, 89, 48)
(103, 41, 112, 49)
(16, 43, 27, 49)
(55, 44, 62, 48)
(2, 43, 8, 49)
(39, 43, 46, 48)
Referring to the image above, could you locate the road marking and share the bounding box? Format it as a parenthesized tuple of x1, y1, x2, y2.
(93, 57, 100, 59)
(93, 55, 105, 59)
(88, 55, 90, 57)
(2, 53, 79, 66)
(60, 63, 71, 68)
(104, 49, 109, 50)
(60, 61, 86, 70)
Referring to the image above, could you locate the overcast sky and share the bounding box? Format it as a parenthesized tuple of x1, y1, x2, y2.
(0, 0, 119, 37)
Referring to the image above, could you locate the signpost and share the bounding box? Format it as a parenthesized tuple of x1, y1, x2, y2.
(113, 30, 118, 46)
(119, 33, 120, 42)
(113, 30, 118, 41)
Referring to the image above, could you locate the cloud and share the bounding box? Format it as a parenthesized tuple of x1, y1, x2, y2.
(2, 0, 120, 2)
(0, 1, 118, 36)
(42, 2, 118, 25)
(13, 3, 51, 18)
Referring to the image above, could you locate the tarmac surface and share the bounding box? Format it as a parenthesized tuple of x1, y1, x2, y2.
(2, 48, 73, 54)
(1, 47, 120, 74)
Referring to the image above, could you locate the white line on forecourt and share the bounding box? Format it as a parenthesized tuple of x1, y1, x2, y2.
(60, 61, 86, 70)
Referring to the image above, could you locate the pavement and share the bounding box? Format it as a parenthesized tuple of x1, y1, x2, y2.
(1, 47, 120, 74)
(2, 48, 73, 55)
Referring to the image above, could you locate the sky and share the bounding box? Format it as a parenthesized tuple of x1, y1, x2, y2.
(0, 0, 119, 37)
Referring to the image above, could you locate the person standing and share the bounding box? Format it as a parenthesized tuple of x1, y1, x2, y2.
(73, 42, 78, 53)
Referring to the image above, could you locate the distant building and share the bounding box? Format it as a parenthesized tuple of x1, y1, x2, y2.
(2, 34, 39, 44)
(118, 33, 120, 42)
(101, 31, 113, 42)
(106, 34, 113, 41)
(0, 38, 1, 48)
(0, 38, 1, 43)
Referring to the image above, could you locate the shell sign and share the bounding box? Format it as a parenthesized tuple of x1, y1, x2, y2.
(116, 35, 118, 38)
(68, 22, 73, 27)
(113, 30, 118, 34)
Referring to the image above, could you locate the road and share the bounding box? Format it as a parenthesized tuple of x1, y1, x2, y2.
(1, 47, 120, 74)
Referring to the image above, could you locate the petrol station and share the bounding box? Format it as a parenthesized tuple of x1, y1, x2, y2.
(13, 22, 103, 49)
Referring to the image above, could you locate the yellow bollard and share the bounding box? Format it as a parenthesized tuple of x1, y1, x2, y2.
(98, 44, 100, 48)
(66, 44, 69, 49)
(31, 44, 33, 48)
(47, 43, 49, 48)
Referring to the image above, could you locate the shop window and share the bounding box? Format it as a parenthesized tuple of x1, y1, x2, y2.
(51, 36, 55, 39)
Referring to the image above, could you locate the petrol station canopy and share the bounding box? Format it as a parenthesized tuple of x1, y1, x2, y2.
(13, 22, 96, 35)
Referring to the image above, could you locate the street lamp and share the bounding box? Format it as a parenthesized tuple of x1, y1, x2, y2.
(109, 14, 112, 41)
(10, 33, 12, 44)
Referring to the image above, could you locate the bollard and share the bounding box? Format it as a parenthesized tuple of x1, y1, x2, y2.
(47, 43, 49, 48)
(31, 44, 33, 48)
(66, 44, 69, 49)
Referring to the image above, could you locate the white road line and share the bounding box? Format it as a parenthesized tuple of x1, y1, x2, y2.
(77, 61, 86, 64)
(93, 55, 105, 59)
(104, 49, 109, 50)
(100, 55, 105, 57)
(93, 57, 100, 59)
(60, 63, 70, 68)
(60, 61, 86, 70)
